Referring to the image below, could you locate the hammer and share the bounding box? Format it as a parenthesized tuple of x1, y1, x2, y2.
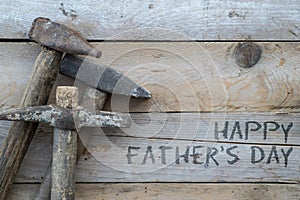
(0, 86, 131, 199)
(0, 17, 102, 199)
(34, 55, 151, 199)
(0, 56, 151, 199)
(0, 18, 151, 199)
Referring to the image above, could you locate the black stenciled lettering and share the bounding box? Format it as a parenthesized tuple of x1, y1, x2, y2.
(281, 147, 293, 167)
(175, 146, 189, 164)
(126, 146, 140, 164)
(214, 121, 228, 140)
(190, 145, 204, 164)
(226, 146, 239, 165)
(159, 146, 172, 165)
(251, 146, 265, 164)
(281, 123, 293, 143)
(263, 121, 280, 140)
(205, 147, 219, 168)
(230, 121, 242, 140)
(142, 146, 155, 164)
(267, 146, 279, 164)
(245, 121, 262, 140)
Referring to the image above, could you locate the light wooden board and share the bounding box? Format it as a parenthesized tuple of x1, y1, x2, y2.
(102, 113, 300, 145)
(0, 0, 300, 40)
(14, 123, 300, 183)
(0, 43, 40, 110)
(1, 42, 300, 113)
(7, 183, 300, 200)
(77, 137, 300, 183)
(2, 113, 299, 146)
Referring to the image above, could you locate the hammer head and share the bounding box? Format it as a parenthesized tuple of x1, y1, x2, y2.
(0, 105, 130, 130)
(60, 54, 152, 98)
(29, 17, 101, 58)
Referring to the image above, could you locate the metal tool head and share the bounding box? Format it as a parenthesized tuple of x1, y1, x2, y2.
(29, 17, 101, 58)
(60, 54, 152, 98)
(0, 105, 130, 130)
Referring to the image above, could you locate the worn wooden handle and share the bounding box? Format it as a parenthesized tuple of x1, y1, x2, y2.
(51, 86, 78, 200)
(0, 47, 62, 200)
(35, 86, 108, 200)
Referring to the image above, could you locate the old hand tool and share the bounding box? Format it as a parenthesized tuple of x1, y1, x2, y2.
(0, 86, 130, 199)
(34, 54, 151, 199)
(0, 17, 101, 200)
(0, 105, 130, 130)
(60, 54, 152, 98)
(29, 18, 102, 58)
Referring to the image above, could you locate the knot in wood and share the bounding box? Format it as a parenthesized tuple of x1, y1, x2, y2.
(234, 43, 262, 68)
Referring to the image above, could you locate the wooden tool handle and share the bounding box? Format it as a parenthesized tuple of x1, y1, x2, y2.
(51, 86, 78, 200)
(0, 47, 62, 200)
(35, 86, 108, 200)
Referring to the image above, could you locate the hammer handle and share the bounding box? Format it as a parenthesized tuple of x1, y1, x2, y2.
(0, 47, 62, 200)
(51, 86, 78, 200)
(51, 128, 77, 200)
(35, 86, 107, 199)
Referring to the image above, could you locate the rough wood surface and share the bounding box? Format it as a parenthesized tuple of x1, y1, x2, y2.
(101, 112, 300, 145)
(76, 137, 300, 183)
(0, 0, 299, 40)
(10, 115, 300, 183)
(1, 42, 300, 113)
(51, 86, 78, 200)
(79, 86, 108, 159)
(34, 162, 52, 200)
(0, 48, 62, 200)
(7, 183, 300, 200)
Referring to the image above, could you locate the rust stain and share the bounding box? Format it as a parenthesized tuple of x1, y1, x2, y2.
(28, 17, 101, 58)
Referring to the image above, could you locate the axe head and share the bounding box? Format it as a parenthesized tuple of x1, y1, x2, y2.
(29, 17, 101, 58)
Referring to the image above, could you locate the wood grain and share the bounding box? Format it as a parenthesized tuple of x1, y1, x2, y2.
(7, 183, 300, 200)
(1, 42, 300, 113)
(0, 0, 299, 40)
(12, 123, 300, 183)
(51, 86, 78, 200)
(102, 112, 300, 145)
(0, 47, 63, 200)
(76, 137, 300, 183)
(0, 43, 40, 110)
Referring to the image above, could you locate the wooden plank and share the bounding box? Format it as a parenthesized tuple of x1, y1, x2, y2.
(103, 113, 300, 145)
(14, 126, 300, 183)
(0, 0, 300, 40)
(1, 42, 300, 113)
(76, 137, 300, 183)
(7, 183, 300, 200)
(0, 43, 40, 110)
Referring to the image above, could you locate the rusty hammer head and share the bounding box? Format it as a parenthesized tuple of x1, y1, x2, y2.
(28, 18, 151, 98)
(29, 17, 101, 58)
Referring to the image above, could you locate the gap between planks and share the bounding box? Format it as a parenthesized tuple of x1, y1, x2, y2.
(7, 183, 300, 200)
(0, 0, 300, 40)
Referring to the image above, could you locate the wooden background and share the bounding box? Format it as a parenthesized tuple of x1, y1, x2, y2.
(0, 0, 299, 199)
